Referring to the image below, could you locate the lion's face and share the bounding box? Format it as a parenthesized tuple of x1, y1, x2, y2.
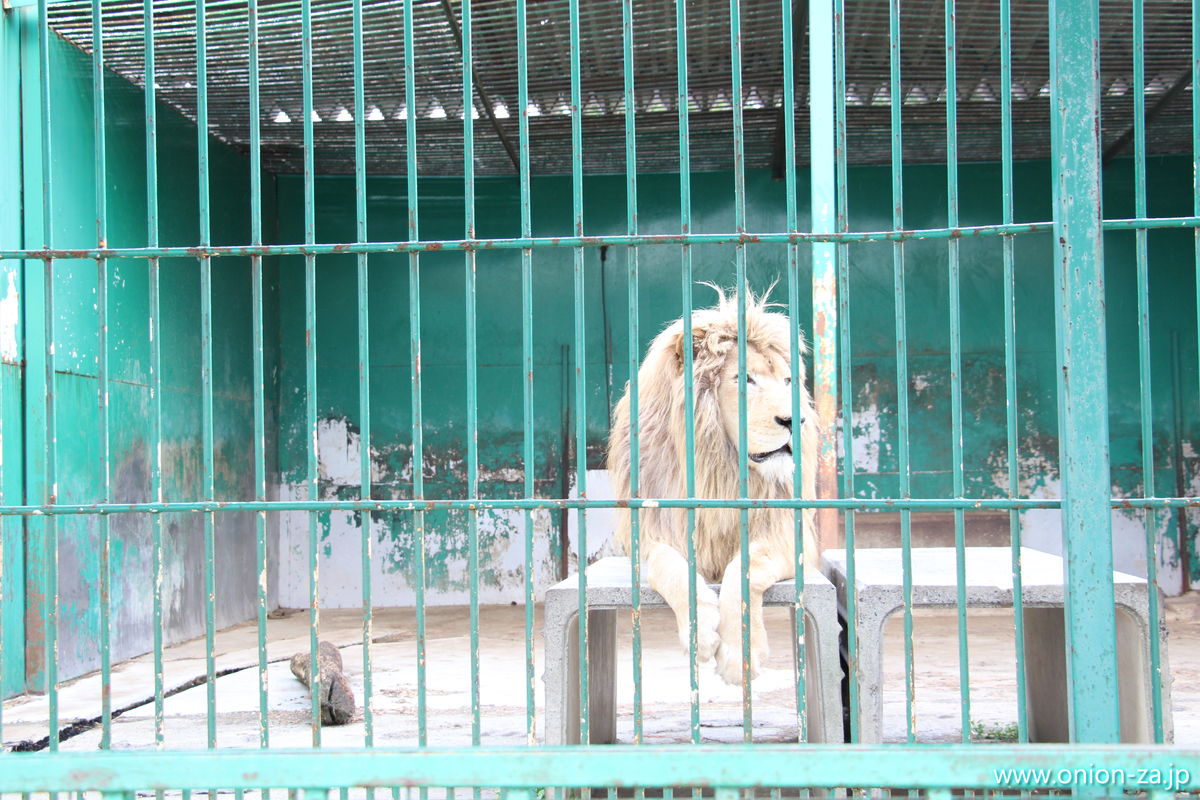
(715, 344, 799, 484)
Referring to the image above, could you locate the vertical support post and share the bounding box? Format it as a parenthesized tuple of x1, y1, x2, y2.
(809, 0, 838, 556)
(1049, 0, 1121, 744)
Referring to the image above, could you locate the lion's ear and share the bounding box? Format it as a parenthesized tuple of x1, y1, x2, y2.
(671, 320, 732, 372)
(671, 320, 707, 372)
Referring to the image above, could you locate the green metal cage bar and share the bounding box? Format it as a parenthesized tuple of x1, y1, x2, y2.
(943, 0, 972, 743)
(402, 0, 428, 751)
(515, 0, 536, 749)
(37, 0, 60, 752)
(998, 0, 1029, 745)
(673, 0, 701, 746)
(832, 0, 858, 746)
(1052, 0, 1121, 743)
(887, 0, 916, 744)
(5, 217, 1198, 262)
(89, 0, 112, 751)
(351, 0, 374, 749)
(1132, 0, 1167, 744)
(620, 0, 643, 747)
(568, 0, 590, 749)
(460, 0, 482, 750)
(1196, 0, 1200, 417)
(194, 0, 218, 751)
(792, 0, 811, 743)
(141, 0, 165, 748)
(299, 0, 323, 748)
(728, 0, 753, 736)
(1, 496, 1195, 516)
(247, 0, 270, 752)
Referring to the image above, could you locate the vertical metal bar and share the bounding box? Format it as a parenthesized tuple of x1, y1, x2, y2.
(143, 0, 165, 749)
(90, 0, 112, 751)
(1195, 0, 1200, 421)
(516, 0, 536, 747)
(247, 0, 270, 752)
(674, 0, 701, 745)
(300, 0, 322, 747)
(403, 0, 427, 749)
(833, 0, 859, 744)
(37, 0, 58, 750)
(999, 0, 1028, 744)
(889, 0, 916, 743)
(351, 0, 374, 749)
(728, 0, 753, 737)
(620, 0, 643, 746)
(567, 0, 589, 747)
(460, 0, 482, 749)
(1131, 0, 1165, 743)
(943, 0, 972, 742)
(810, 10, 839, 561)
(196, 0, 218, 751)
(798, 0, 826, 743)
(1050, 0, 1121, 743)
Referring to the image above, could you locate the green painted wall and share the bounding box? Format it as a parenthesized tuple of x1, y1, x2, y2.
(5, 14, 1198, 693)
(273, 157, 1198, 600)
(1, 6, 27, 700)
(8, 18, 281, 690)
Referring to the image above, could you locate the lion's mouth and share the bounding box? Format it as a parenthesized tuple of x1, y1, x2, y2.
(749, 443, 792, 463)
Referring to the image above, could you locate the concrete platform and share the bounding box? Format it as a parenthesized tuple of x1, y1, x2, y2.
(543, 557, 842, 745)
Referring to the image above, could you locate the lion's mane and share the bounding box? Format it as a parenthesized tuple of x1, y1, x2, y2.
(607, 288, 818, 583)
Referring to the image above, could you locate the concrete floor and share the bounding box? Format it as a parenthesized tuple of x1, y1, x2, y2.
(4, 593, 1198, 750)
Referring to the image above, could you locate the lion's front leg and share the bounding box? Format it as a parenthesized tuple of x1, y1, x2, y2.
(642, 540, 721, 663)
(715, 543, 792, 685)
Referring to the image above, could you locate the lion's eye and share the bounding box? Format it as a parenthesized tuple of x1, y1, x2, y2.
(785, 376, 792, 385)
(746, 375, 756, 385)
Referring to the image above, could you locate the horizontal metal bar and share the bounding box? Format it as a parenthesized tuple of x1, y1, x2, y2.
(4, 217, 1196, 261)
(0, 497, 1196, 516)
(3, 746, 1197, 793)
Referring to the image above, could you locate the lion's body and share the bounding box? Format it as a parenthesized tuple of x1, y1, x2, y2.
(606, 289, 818, 684)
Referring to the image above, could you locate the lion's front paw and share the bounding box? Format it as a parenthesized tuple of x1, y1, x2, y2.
(676, 590, 721, 663)
(715, 637, 765, 686)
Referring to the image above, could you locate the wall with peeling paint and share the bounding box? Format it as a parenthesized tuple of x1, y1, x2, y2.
(10, 30, 283, 688)
(271, 159, 1197, 606)
(0, 8, 26, 700)
(5, 24, 1197, 700)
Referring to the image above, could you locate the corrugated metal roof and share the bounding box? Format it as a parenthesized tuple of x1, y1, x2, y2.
(47, 0, 1196, 176)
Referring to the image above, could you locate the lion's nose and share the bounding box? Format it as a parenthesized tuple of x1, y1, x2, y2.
(775, 415, 792, 430)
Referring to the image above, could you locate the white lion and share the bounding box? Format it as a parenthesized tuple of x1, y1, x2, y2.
(607, 286, 818, 685)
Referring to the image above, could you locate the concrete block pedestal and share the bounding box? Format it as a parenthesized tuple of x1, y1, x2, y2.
(821, 546, 1172, 743)
(543, 556, 844, 745)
